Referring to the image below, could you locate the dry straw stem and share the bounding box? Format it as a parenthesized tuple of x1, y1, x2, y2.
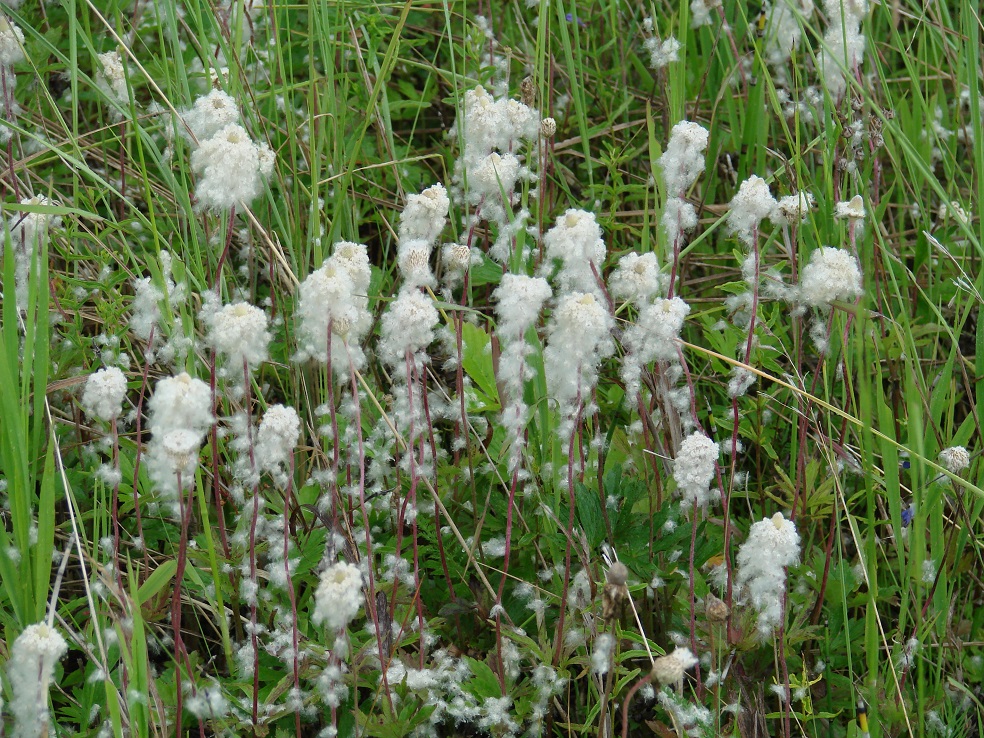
(679, 340, 984, 501)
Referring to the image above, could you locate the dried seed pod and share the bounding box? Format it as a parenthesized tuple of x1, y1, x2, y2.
(521, 75, 536, 107)
(650, 647, 698, 685)
(606, 562, 629, 586)
(705, 593, 729, 622)
(601, 583, 626, 621)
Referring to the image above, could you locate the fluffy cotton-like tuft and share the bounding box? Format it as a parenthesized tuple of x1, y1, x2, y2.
(797, 247, 863, 307)
(544, 292, 614, 429)
(727, 175, 777, 245)
(468, 152, 521, 200)
(313, 562, 364, 631)
(82, 366, 128, 423)
(690, 0, 719, 26)
(673, 432, 719, 508)
(619, 296, 690, 399)
(609, 252, 662, 307)
(96, 51, 127, 109)
(147, 372, 212, 436)
(651, 647, 698, 685)
(591, 633, 615, 676)
(644, 35, 682, 70)
(542, 209, 607, 295)
(494, 274, 552, 469)
(939, 446, 970, 474)
(494, 274, 552, 341)
(256, 404, 301, 477)
(379, 287, 439, 367)
(772, 191, 815, 226)
(331, 240, 372, 293)
(182, 89, 240, 142)
(441, 243, 474, 280)
(735, 512, 801, 638)
(190, 123, 274, 210)
(660, 121, 709, 197)
(765, 0, 815, 71)
(399, 183, 450, 245)
(0, 17, 25, 66)
(144, 372, 212, 499)
(457, 86, 539, 160)
(6, 195, 62, 310)
(295, 246, 372, 371)
(819, 0, 867, 100)
(397, 238, 434, 288)
(205, 300, 270, 373)
(834, 194, 865, 221)
(8, 623, 68, 738)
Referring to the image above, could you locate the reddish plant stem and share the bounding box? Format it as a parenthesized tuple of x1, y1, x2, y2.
(284, 453, 302, 738)
(110, 416, 123, 591)
(213, 205, 237, 291)
(347, 355, 393, 710)
(242, 360, 261, 733)
(621, 672, 654, 738)
(171, 471, 193, 735)
(209, 348, 232, 562)
(688, 497, 702, 695)
(130, 326, 155, 579)
(552, 388, 584, 667)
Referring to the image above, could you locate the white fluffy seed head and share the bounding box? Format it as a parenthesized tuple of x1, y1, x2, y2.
(206, 301, 270, 372)
(834, 194, 865, 221)
(160, 428, 203, 469)
(295, 254, 371, 369)
(543, 209, 608, 294)
(798, 246, 863, 307)
(313, 562, 364, 631)
(256, 405, 301, 474)
(673, 432, 719, 508)
(96, 50, 127, 107)
(8, 623, 68, 738)
(644, 35, 682, 70)
(331, 240, 372, 294)
(397, 239, 434, 288)
(939, 446, 970, 474)
(493, 273, 552, 340)
(735, 512, 801, 638)
(146, 372, 213, 436)
(651, 646, 698, 684)
(468, 152, 521, 200)
(772, 191, 815, 226)
(659, 121, 709, 197)
(727, 175, 777, 244)
(441, 243, 473, 276)
(399, 183, 450, 245)
(609, 251, 662, 307)
(0, 17, 26, 66)
(545, 292, 615, 419)
(183, 89, 241, 142)
(190, 123, 274, 210)
(82, 366, 128, 422)
(379, 287, 438, 367)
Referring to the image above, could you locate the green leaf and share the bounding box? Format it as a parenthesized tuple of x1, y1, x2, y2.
(464, 656, 502, 700)
(575, 482, 605, 548)
(136, 560, 178, 606)
(461, 322, 500, 410)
